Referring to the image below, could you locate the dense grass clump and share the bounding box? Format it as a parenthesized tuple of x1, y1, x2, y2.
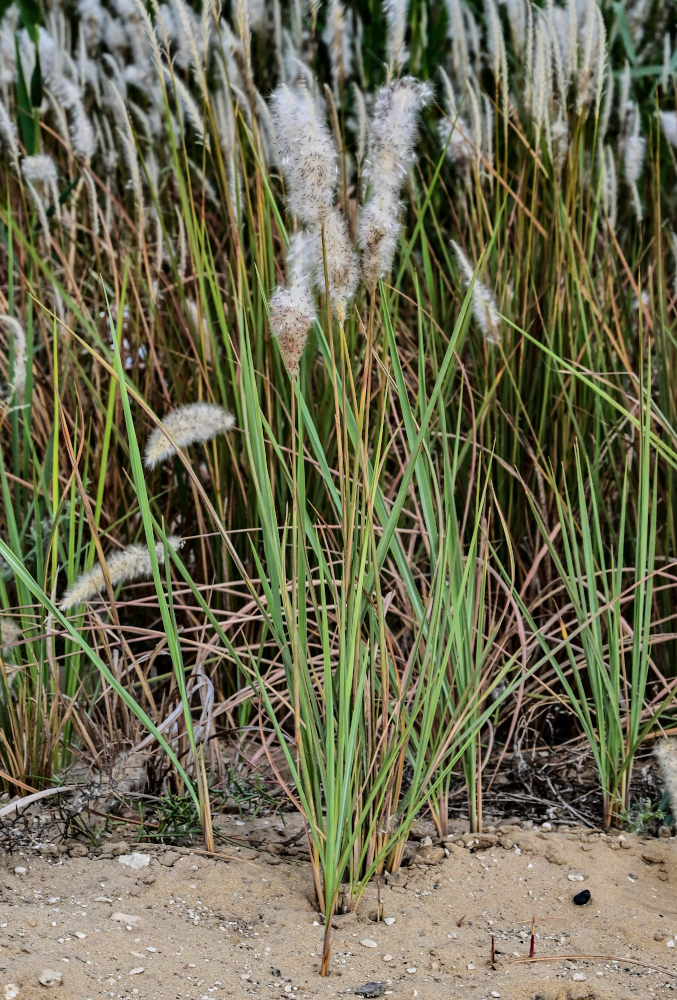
(0, 0, 676, 973)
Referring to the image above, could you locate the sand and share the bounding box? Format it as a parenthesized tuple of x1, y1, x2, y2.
(0, 814, 675, 1000)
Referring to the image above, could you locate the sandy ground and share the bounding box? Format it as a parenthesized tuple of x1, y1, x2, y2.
(0, 815, 676, 1000)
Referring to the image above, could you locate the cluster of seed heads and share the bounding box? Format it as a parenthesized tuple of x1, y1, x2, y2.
(269, 76, 429, 377)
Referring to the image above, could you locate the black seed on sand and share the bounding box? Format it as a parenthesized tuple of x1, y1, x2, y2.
(573, 889, 591, 905)
(354, 983, 385, 998)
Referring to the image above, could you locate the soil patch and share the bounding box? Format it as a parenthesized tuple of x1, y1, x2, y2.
(0, 819, 675, 999)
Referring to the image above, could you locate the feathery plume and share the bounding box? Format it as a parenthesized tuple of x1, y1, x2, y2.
(659, 110, 677, 148)
(357, 194, 402, 289)
(60, 537, 183, 610)
(352, 82, 368, 170)
(384, 0, 410, 75)
(0, 615, 21, 649)
(323, 0, 353, 95)
(444, 0, 469, 81)
(662, 32, 672, 93)
(271, 84, 338, 225)
(364, 77, 432, 192)
(313, 208, 360, 315)
(359, 77, 430, 287)
(624, 132, 646, 185)
(287, 230, 316, 289)
(0, 96, 19, 170)
(599, 145, 617, 228)
(0, 316, 27, 404)
(21, 153, 59, 192)
(269, 285, 316, 378)
(144, 403, 235, 469)
(438, 69, 477, 169)
(549, 116, 569, 176)
(655, 739, 677, 817)
(450, 240, 501, 345)
(624, 105, 645, 221)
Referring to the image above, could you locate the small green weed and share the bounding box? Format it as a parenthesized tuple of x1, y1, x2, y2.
(136, 793, 202, 846)
(619, 797, 670, 837)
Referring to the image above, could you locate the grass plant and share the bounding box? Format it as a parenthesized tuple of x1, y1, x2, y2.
(0, 0, 676, 977)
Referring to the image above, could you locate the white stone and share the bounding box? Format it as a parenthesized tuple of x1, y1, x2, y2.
(567, 873, 585, 881)
(13, 867, 27, 876)
(360, 939, 378, 949)
(110, 912, 141, 927)
(383, 917, 395, 925)
(383, 954, 393, 962)
(129, 968, 144, 976)
(406, 968, 417, 974)
(118, 853, 151, 870)
(4, 986, 20, 999)
(572, 973, 587, 981)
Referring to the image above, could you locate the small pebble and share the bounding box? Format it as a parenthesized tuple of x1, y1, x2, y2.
(467, 962, 475, 970)
(360, 939, 378, 949)
(383, 917, 395, 926)
(567, 873, 584, 881)
(573, 889, 591, 906)
(667, 940, 675, 948)
(38, 970, 62, 988)
(382, 955, 393, 962)
(3, 986, 19, 1000)
(354, 983, 385, 998)
(128, 968, 144, 976)
(406, 968, 417, 974)
(13, 867, 27, 876)
(572, 973, 587, 982)
(491, 993, 501, 998)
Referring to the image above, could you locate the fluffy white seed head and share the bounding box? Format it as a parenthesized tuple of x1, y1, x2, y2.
(659, 111, 677, 148)
(0, 316, 27, 404)
(599, 144, 617, 228)
(550, 116, 569, 175)
(624, 132, 646, 186)
(313, 208, 360, 316)
(78, 0, 105, 48)
(451, 240, 501, 345)
(323, 0, 353, 94)
(0, 96, 19, 168)
(60, 536, 183, 610)
(655, 739, 677, 814)
(144, 403, 235, 469)
(21, 155, 58, 186)
(0, 615, 21, 649)
(365, 77, 432, 192)
(269, 284, 316, 378)
(271, 84, 338, 224)
(358, 191, 402, 288)
(287, 230, 316, 289)
(439, 113, 478, 168)
(438, 68, 477, 168)
(384, 0, 410, 75)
